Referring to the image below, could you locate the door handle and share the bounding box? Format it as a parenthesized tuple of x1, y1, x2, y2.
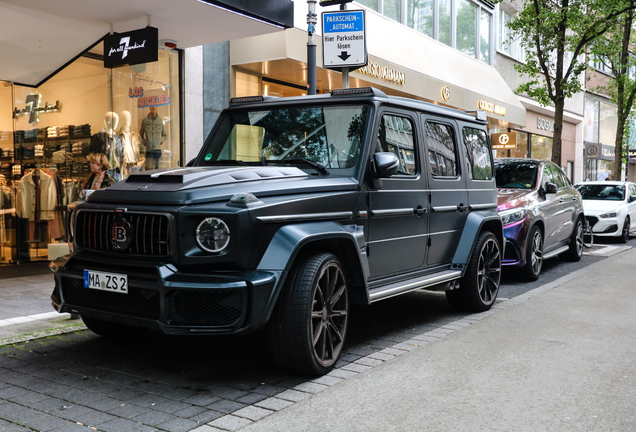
(457, 204, 469, 213)
(415, 207, 428, 216)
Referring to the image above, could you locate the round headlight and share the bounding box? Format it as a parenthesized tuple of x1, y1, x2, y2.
(195, 217, 230, 253)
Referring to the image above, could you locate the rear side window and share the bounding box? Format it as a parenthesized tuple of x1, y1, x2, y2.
(425, 122, 458, 177)
(462, 127, 493, 180)
(376, 114, 416, 175)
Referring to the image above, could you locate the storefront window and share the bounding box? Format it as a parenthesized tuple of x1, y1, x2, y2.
(584, 98, 599, 143)
(599, 101, 617, 146)
(236, 71, 261, 98)
(457, 0, 476, 57)
(383, 0, 401, 21)
(531, 134, 553, 161)
(407, 0, 434, 38)
(2, 43, 182, 263)
(493, 130, 528, 159)
(480, 9, 491, 64)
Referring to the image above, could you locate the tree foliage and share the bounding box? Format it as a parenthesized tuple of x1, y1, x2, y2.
(503, 0, 636, 165)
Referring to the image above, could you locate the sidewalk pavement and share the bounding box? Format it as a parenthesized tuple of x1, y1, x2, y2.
(0, 269, 85, 346)
(237, 246, 636, 432)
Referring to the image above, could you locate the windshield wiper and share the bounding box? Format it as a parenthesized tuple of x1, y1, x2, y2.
(267, 158, 329, 175)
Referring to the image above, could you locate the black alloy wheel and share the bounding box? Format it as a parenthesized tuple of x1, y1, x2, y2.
(523, 226, 543, 281)
(446, 231, 502, 312)
(267, 253, 349, 376)
(619, 217, 630, 243)
(562, 217, 584, 262)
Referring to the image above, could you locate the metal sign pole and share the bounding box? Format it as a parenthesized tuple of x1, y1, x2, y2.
(307, 0, 317, 95)
(340, 2, 349, 89)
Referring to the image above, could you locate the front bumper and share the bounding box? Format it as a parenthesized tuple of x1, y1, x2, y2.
(586, 215, 621, 237)
(50, 255, 280, 335)
(501, 219, 530, 266)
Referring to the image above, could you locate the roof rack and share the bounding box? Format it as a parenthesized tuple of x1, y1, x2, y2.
(229, 95, 278, 105)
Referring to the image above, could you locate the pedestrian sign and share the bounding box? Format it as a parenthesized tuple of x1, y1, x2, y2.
(322, 10, 367, 69)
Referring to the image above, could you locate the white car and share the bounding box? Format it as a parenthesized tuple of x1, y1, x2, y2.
(574, 181, 636, 243)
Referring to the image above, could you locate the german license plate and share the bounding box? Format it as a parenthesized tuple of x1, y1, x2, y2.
(84, 270, 128, 294)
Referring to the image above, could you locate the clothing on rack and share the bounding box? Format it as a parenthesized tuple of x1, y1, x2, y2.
(15, 168, 57, 221)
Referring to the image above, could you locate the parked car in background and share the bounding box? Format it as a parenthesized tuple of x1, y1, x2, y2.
(574, 181, 636, 243)
(494, 158, 585, 281)
(50, 88, 504, 376)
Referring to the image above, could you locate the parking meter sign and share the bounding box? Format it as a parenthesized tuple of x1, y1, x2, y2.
(322, 10, 367, 69)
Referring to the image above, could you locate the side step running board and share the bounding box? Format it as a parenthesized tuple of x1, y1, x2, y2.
(369, 270, 462, 303)
(542, 245, 570, 260)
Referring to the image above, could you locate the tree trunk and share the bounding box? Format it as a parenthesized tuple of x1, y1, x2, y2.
(552, 98, 565, 166)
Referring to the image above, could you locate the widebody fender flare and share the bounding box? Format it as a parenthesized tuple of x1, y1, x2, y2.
(451, 210, 504, 275)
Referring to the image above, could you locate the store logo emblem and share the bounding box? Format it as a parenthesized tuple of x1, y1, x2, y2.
(108, 37, 147, 60)
(111, 218, 133, 251)
(499, 134, 509, 145)
(441, 86, 450, 101)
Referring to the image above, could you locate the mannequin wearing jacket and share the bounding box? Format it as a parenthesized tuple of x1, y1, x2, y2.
(90, 112, 124, 181)
(140, 106, 166, 170)
(117, 110, 145, 178)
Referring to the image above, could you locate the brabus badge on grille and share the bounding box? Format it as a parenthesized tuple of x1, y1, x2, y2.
(111, 218, 133, 251)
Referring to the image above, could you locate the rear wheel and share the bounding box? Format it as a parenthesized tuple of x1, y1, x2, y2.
(522, 226, 543, 281)
(81, 315, 148, 339)
(446, 231, 501, 312)
(619, 217, 630, 243)
(267, 253, 349, 376)
(561, 217, 584, 262)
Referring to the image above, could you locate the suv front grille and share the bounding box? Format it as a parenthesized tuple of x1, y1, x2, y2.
(169, 290, 243, 326)
(76, 211, 170, 256)
(61, 277, 160, 319)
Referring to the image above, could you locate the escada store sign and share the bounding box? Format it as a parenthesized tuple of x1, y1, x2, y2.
(104, 27, 158, 68)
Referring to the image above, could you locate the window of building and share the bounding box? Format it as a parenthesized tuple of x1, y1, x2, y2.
(584, 97, 599, 143)
(530, 135, 552, 161)
(439, 0, 452, 46)
(497, 7, 525, 62)
(480, 9, 491, 64)
(383, 0, 401, 21)
(407, 0, 434, 38)
(457, 0, 477, 57)
(492, 129, 528, 159)
(426, 122, 458, 177)
(462, 127, 493, 180)
(599, 101, 617, 146)
(356, 0, 379, 11)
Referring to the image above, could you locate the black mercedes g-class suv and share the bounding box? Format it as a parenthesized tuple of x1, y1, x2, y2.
(51, 87, 503, 375)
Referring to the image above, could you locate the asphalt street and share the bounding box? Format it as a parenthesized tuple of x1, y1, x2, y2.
(0, 235, 633, 431)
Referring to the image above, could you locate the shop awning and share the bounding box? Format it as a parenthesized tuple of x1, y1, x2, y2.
(0, 0, 293, 86)
(230, 7, 526, 127)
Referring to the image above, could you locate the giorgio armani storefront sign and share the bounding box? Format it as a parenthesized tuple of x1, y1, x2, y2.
(104, 27, 158, 68)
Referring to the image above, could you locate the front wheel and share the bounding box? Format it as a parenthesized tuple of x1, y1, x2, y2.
(561, 217, 584, 262)
(446, 231, 501, 312)
(267, 253, 349, 376)
(619, 217, 630, 244)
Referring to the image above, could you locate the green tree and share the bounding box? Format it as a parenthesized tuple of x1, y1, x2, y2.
(588, 2, 636, 180)
(505, 0, 636, 166)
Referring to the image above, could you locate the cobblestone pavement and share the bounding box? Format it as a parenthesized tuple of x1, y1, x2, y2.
(0, 239, 632, 431)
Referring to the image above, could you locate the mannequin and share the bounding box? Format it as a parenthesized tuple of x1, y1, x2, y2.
(116, 110, 145, 177)
(140, 106, 167, 170)
(90, 111, 124, 181)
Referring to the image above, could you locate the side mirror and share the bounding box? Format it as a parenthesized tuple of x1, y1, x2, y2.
(544, 182, 557, 194)
(373, 152, 400, 178)
(629, 195, 636, 203)
(186, 158, 196, 167)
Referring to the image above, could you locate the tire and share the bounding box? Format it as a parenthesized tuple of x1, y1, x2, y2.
(446, 231, 502, 312)
(81, 315, 148, 339)
(267, 253, 349, 376)
(522, 225, 543, 282)
(561, 217, 584, 262)
(619, 217, 630, 244)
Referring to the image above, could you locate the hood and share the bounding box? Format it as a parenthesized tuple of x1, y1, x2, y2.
(87, 166, 359, 205)
(581, 199, 625, 215)
(496, 188, 536, 212)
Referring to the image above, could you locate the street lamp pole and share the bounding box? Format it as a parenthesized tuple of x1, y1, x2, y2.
(307, 0, 317, 95)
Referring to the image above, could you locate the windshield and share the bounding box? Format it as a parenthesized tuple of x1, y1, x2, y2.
(575, 184, 625, 201)
(494, 161, 538, 189)
(198, 104, 370, 173)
